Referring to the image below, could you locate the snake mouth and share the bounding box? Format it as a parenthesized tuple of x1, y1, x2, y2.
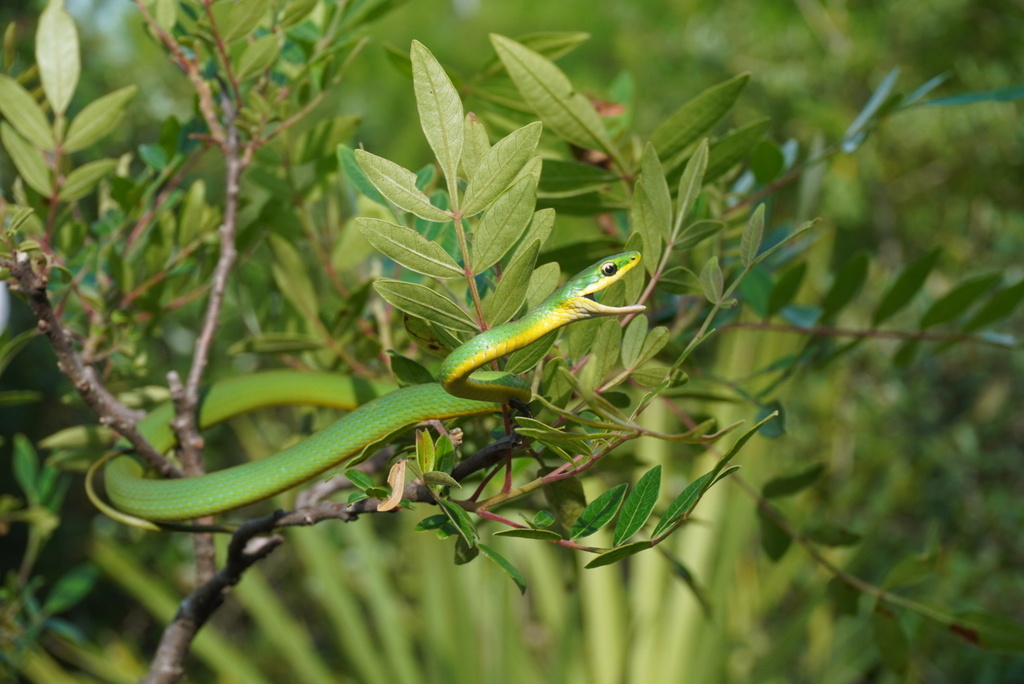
(584, 293, 596, 302)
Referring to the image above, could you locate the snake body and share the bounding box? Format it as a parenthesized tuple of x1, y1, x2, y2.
(102, 252, 643, 523)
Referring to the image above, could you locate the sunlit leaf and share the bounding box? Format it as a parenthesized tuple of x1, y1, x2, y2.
(462, 121, 542, 216)
(63, 85, 138, 152)
(37, 0, 80, 116)
(1, 123, 51, 195)
(491, 34, 616, 159)
(355, 149, 452, 222)
(472, 174, 537, 271)
(411, 40, 463, 186)
(59, 159, 117, 201)
(374, 280, 478, 332)
(356, 218, 462, 278)
(0, 74, 55, 149)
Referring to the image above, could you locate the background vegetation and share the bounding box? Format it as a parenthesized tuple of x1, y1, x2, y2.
(2, 0, 1022, 682)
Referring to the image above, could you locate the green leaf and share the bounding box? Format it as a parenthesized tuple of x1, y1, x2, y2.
(461, 113, 490, 181)
(13, 434, 41, 506)
(461, 121, 542, 216)
(338, 144, 386, 206)
(631, 182, 661, 272)
(344, 469, 375, 490)
(542, 467, 587, 533)
(821, 251, 869, 321)
(0, 74, 55, 149)
(639, 143, 672, 240)
(415, 429, 436, 474)
(872, 248, 941, 325)
(63, 85, 138, 152)
(472, 174, 537, 272)
(437, 498, 478, 546)
(411, 41, 463, 187)
(652, 73, 749, 163)
(388, 352, 434, 385)
(883, 552, 934, 590)
(673, 138, 708, 237)
(919, 272, 1001, 329)
(699, 256, 723, 303)
(486, 239, 539, 326)
(227, 332, 324, 355)
(490, 34, 616, 160)
(651, 472, 712, 539)
(1, 123, 51, 195)
(674, 220, 724, 252)
(280, 0, 317, 27)
(374, 280, 477, 332)
(219, 0, 270, 42)
(59, 159, 117, 201)
(570, 483, 627, 540)
(613, 465, 661, 546)
(495, 528, 561, 541)
(354, 149, 451, 222)
(0, 390, 43, 407)
(620, 316, 647, 369)
(704, 118, 770, 182)
(757, 507, 791, 561)
(924, 85, 1024, 107)
(421, 471, 460, 488)
(749, 139, 784, 183)
(268, 234, 320, 321)
(42, 565, 98, 615)
(356, 218, 462, 278)
(584, 541, 653, 569)
(962, 279, 1024, 332)
(872, 606, 909, 673)
(479, 544, 527, 594)
(235, 34, 279, 81)
(740, 204, 765, 267)
(949, 611, 1024, 653)
(768, 262, 807, 317)
(538, 159, 618, 198)
(37, 0, 80, 116)
(762, 462, 826, 499)
(804, 523, 861, 547)
(843, 68, 901, 153)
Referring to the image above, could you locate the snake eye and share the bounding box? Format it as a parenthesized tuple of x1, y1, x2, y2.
(600, 262, 618, 277)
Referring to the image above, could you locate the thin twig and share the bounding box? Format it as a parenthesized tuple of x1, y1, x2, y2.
(3, 254, 181, 478)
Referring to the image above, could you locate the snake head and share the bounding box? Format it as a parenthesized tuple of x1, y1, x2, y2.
(559, 251, 646, 319)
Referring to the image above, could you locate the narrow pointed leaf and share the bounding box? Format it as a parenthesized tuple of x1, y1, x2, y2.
(613, 465, 661, 545)
(821, 251, 869, 321)
(437, 498, 478, 546)
(704, 118, 770, 182)
(651, 472, 713, 539)
(872, 248, 941, 325)
(37, 0, 80, 115)
(235, 34, 279, 80)
(356, 218, 462, 278)
(63, 85, 138, 152)
(639, 143, 671, 240)
(472, 174, 537, 272)
(762, 462, 826, 499)
(462, 113, 490, 181)
(741, 204, 765, 267)
(411, 41, 463, 186)
(486, 239, 539, 326)
(479, 544, 527, 594)
(490, 34, 616, 158)
(59, 158, 117, 201)
(1, 123, 51, 195)
(0, 75, 55, 149)
(699, 256, 723, 303)
(673, 138, 708, 237)
(570, 483, 627, 540)
(652, 73, 749, 162)
(462, 121, 542, 216)
(374, 280, 477, 332)
(584, 541, 653, 569)
(962, 279, 1024, 332)
(355, 149, 451, 222)
(919, 273, 1001, 328)
(495, 528, 562, 541)
(538, 159, 618, 198)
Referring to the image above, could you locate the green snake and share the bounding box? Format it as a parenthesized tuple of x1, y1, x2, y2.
(96, 252, 643, 525)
